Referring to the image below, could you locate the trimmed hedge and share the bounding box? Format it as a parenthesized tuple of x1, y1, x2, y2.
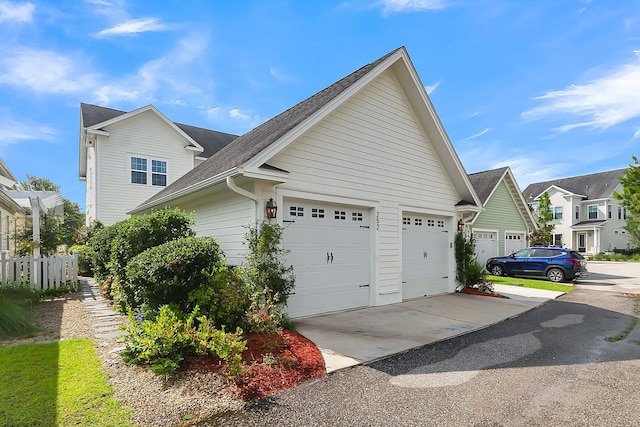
(86, 208, 194, 282)
(123, 236, 223, 310)
(110, 208, 194, 282)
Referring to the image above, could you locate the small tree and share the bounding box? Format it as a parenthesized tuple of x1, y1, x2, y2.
(614, 156, 640, 244)
(454, 231, 485, 287)
(240, 222, 295, 305)
(530, 191, 554, 246)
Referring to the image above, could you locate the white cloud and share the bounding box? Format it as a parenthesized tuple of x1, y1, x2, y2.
(96, 17, 170, 37)
(425, 80, 440, 94)
(378, 0, 450, 14)
(92, 33, 209, 105)
(491, 157, 567, 191)
(0, 48, 97, 94)
(206, 107, 222, 119)
(229, 108, 249, 120)
(0, 1, 34, 23)
(464, 128, 490, 141)
(522, 53, 640, 135)
(634, 129, 640, 140)
(0, 115, 56, 146)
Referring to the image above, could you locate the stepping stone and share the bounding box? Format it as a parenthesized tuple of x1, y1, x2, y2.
(93, 320, 122, 328)
(96, 330, 127, 340)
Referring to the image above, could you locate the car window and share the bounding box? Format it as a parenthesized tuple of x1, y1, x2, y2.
(569, 251, 585, 260)
(513, 248, 533, 258)
(532, 249, 554, 257)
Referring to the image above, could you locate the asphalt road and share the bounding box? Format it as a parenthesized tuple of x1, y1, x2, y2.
(209, 264, 640, 427)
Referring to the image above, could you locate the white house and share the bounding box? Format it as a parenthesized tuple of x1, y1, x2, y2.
(78, 103, 238, 226)
(128, 47, 482, 318)
(523, 169, 631, 255)
(0, 158, 26, 254)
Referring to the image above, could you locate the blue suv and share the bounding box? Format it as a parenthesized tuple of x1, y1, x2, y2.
(486, 247, 588, 282)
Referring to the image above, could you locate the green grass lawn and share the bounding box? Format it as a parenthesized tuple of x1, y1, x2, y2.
(487, 275, 574, 293)
(0, 339, 134, 427)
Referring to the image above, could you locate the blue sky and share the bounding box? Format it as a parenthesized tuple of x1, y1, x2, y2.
(1, 0, 639, 211)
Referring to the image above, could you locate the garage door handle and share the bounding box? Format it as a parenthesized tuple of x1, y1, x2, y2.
(330, 252, 333, 263)
(327, 252, 330, 263)
(359, 284, 369, 287)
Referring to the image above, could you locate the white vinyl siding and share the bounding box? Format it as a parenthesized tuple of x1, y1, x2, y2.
(270, 69, 458, 297)
(95, 110, 195, 226)
(176, 188, 254, 266)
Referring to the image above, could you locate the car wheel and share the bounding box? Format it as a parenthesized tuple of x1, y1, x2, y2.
(547, 268, 564, 283)
(491, 265, 505, 276)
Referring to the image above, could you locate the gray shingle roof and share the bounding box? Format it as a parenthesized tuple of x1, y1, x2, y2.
(523, 169, 627, 202)
(141, 47, 403, 207)
(467, 167, 508, 204)
(80, 103, 238, 159)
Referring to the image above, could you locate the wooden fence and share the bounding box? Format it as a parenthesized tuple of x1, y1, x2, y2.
(0, 250, 79, 290)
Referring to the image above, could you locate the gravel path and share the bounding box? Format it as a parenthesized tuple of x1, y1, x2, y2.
(2, 278, 245, 426)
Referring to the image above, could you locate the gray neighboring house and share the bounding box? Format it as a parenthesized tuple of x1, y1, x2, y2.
(523, 169, 631, 254)
(467, 167, 536, 268)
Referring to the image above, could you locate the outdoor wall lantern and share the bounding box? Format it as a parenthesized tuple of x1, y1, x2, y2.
(457, 219, 464, 231)
(266, 198, 278, 219)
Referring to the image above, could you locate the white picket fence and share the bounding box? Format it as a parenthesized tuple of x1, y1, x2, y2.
(0, 250, 79, 290)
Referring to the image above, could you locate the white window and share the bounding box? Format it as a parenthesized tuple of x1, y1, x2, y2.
(588, 205, 598, 220)
(130, 156, 167, 187)
(289, 206, 304, 217)
(575, 205, 580, 220)
(550, 234, 563, 247)
(311, 208, 324, 219)
(554, 206, 563, 220)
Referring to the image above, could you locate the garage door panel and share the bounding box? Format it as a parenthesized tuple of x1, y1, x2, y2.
(474, 231, 497, 271)
(505, 233, 525, 255)
(402, 214, 449, 300)
(283, 199, 370, 318)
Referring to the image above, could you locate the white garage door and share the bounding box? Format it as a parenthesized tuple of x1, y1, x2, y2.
(505, 233, 525, 255)
(475, 231, 497, 270)
(282, 199, 370, 318)
(402, 214, 450, 300)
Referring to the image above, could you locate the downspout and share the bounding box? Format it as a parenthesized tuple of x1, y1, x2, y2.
(226, 176, 259, 221)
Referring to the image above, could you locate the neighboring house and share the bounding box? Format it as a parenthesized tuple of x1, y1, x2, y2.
(129, 47, 482, 318)
(0, 158, 26, 254)
(467, 167, 537, 268)
(523, 169, 630, 255)
(79, 103, 238, 226)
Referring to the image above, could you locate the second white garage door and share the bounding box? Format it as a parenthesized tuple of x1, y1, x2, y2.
(282, 199, 371, 318)
(505, 232, 525, 255)
(475, 231, 498, 270)
(402, 213, 450, 300)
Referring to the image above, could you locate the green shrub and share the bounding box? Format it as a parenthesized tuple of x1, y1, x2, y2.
(121, 305, 193, 378)
(239, 222, 295, 305)
(455, 231, 486, 287)
(69, 245, 92, 275)
(0, 284, 39, 339)
(123, 236, 223, 311)
(86, 208, 194, 283)
(73, 220, 104, 245)
(87, 223, 123, 282)
(121, 305, 246, 378)
(109, 208, 194, 283)
(187, 264, 251, 330)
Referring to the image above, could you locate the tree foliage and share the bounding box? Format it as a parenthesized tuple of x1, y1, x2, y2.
(18, 175, 85, 250)
(614, 157, 640, 244)
(454, 231, 485, 287)
(530, 191, 554, 246)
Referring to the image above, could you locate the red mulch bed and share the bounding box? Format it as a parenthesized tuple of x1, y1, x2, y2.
(459, 287, 509, 299)
(187, 330, 325, 400)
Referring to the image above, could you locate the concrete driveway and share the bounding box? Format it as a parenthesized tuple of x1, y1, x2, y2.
(296, 286, 563, 372)
(577, 260, 640, 293)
